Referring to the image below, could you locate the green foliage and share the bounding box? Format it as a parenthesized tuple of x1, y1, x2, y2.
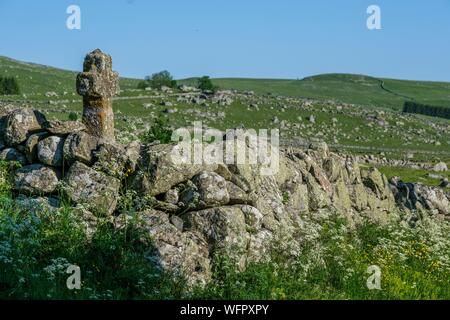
(0, 76, 20, 95)
(139, 70, 177, 90)
(376, 165, 450, 189)
(0, 176, 449, 300)
(282, 192, 290, 205)
(197, 76, 218, 93)
(137, 81, 148, 90)
(0, 161, 20, 198)
(0, 199, 186, 299)
(68, 112, 78, 121)
(139, 115, 173, 144)
(403, 101, 450, 120)
(191, 215, 450, 300)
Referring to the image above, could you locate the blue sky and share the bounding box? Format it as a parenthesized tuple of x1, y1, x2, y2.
(1, 0, 450, 81)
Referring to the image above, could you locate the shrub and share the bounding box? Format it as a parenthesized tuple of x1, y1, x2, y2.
(68, 112, 79, 121)
(0, 161, 20, 198)
(137, 81, 148, 90)
(0, 198, 186, 299)
(138, 71, 177, 90)
(1, 188, 449, 300)
(197, 76, 218, 93)
(139, 115, 173, 144)
(0, 76, 20, 95)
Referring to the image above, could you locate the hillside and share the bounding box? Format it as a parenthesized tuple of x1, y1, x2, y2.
(1, 55, 449, 165)
(2, 56, 450, 110)
(181, 74, 450, 110)
(0, 56, 139, 97)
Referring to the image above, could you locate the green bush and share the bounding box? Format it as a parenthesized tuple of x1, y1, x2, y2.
(0, 161, 20, 197)
(0, 76, 20, 95)
(137, 81, 148, 90)
(0, 199, 186, 299)
(68, 112, 79, 121)
(138, 71, 177, 90)
(139, 115, 173, 144)
(197, 76, 218, 93)
(1, 193, 449, 299)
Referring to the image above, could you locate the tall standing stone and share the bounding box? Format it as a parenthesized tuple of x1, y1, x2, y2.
(76, 49, 119, 142)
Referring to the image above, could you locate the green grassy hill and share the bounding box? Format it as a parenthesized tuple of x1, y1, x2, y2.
(0, 56, 139, 97)
(1, 55, 449, 164)
(2, 55, 450, 110)
(181, 74, 450, 110)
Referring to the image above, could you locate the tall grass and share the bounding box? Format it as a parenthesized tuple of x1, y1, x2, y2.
(191, 215, 450, 299)
(0, 161, 449, 299)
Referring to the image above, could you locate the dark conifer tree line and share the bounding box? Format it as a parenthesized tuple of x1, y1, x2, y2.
(403, 101, 450, 119)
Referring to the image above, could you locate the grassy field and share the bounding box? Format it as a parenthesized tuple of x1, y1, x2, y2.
(1, 55, 450, 165)
(0, 56, 139, 98)
(181, 74, 450, 110)
(376, 166, 450, 190)
(2, 55, 450, 110)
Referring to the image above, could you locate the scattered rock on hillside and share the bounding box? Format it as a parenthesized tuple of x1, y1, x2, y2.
(433, 162, 448, 172)
(92, 141, 140, 178)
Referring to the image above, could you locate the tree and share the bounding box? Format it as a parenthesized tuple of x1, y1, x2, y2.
(403, 101, 450, 120)
(137, 70, 177, 90)
(137, 81, 148, 90)
(197, 76, 218, 93)
(0, 76, 20, 95)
